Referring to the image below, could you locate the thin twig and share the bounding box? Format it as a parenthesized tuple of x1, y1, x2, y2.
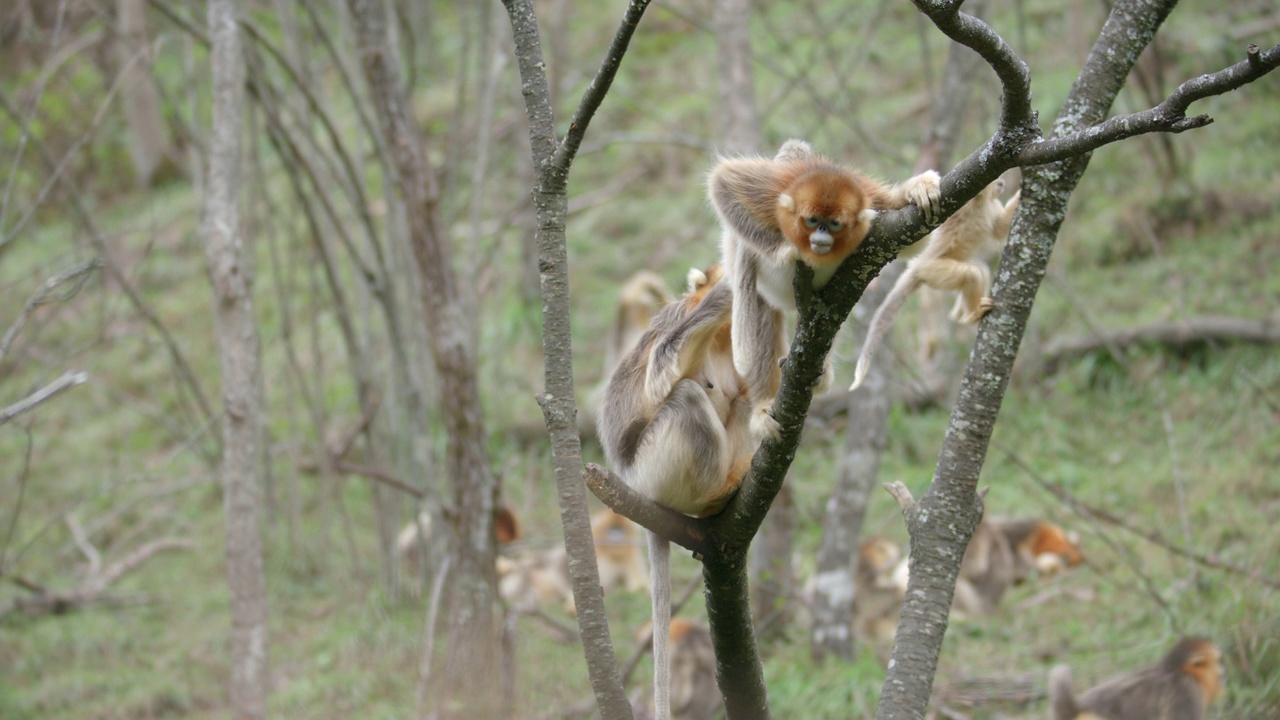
(0, 371, 89, 426)
(0, 259, 101, 364)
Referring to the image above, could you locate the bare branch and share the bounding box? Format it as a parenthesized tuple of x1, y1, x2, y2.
(0, 259, 100, 364)
(583, 464, 708, 557)
(0, 371, 89, 427)
(552, 0, 654, 176)
(1018, 44, 1280, 166)
(911, 0, 1034, 131)
(1039, 314, 1280, 374)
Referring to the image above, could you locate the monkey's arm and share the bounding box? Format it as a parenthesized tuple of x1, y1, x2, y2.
(993, 190, 1021, 240)
(643, 282, 732, 407)
(708, 160, 796, 265)
(870, 170, 944, 222)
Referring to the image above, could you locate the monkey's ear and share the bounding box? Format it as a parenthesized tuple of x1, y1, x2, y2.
(858, 208, 878, 224)
(686, 268, 708, 292)
(778, 193, 795, 211)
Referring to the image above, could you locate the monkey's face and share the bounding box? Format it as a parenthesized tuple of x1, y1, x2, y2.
(1031, 525, 1084, 567)
(1190, 645, 1225, 704)
(776, 171, 876, 264)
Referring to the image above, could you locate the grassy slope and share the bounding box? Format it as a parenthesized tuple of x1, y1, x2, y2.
(1, 1, 1278, 718)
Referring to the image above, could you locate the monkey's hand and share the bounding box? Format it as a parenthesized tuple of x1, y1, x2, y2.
(813, 356, 835, 394)
(902, 170, 942, 223)
(750, 403, 782, 442)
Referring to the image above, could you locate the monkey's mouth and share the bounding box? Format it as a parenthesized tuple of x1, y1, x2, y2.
(809, 229, 834, 254)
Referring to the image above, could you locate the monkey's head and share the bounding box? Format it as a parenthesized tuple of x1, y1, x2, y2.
(776, 169, 877, 265)
(1166, 637, 1225, 707)
(857, 536, 901, 574)
(1029, 523, 1084, 568)
(494, 506, 521, 545)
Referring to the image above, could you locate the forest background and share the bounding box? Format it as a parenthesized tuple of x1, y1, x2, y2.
(0, 0, 1278, 718)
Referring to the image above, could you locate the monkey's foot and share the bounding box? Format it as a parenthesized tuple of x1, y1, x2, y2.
(953, 296, 995, 325)
(904, 170, 942, 223)
(751, 404, 782, 441)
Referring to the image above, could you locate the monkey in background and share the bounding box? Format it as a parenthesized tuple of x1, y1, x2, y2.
(632, 619, 723, 720)
(665, 619, 722, 720)
(707, 140, 941, 435)
(591, 507, 650, 594)
(989, 517, 1084, 583)
(852, 536, 906, 644)
(950, 517, 1018, 618)
(850, 177, 1019, 390)
(582, 271, 675, 436)
(598, 263, 766, 720)
(497, 544, 576, 616)
(604, 271, 675, 379)
(1049, 637, 1224, 720)
(896, 517, 1086, 618)
(397, 505, 520, 579)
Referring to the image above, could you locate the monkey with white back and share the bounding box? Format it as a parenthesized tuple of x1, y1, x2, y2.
(598, 264, 766, 720)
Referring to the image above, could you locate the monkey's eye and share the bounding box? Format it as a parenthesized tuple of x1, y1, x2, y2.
(704, 380, 714, 390)
(828, 220, 843, 231)
(804, 217, 820, 229)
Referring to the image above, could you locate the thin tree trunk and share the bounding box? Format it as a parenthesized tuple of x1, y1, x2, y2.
(115, 0, 177, 187)
(808, 282, 892, 663)
(711, 0, 796, 640)
(345, 0, 500, 713)
(809, 1, 987, 662)
(503, 1, 658, 717)
(203, 1, 269, 717)
(874, 1, 1181, 717)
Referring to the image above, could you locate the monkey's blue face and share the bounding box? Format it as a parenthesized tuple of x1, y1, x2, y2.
(802, 216, 844, 254)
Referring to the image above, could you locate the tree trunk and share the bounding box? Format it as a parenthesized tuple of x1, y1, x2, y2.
(874, 1, 1180, 717)
(809, 1, 987, 662)
(345, 0, 500, 713)
(808, 282, 893, 663)
(711, 0, 795, 640)
(116, 0, 177, 187)
(203, 1, 269, 717)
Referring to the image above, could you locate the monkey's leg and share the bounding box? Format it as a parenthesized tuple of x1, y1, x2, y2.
(911, 258, 992, 324)
(631, 379, 733, 516)
(730, 260, 784, 440)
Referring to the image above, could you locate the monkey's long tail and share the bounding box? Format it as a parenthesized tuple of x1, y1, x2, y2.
(850, 268, 922, 391)
(1046, 664, 1080, 720)
(647, 531, 672, 720)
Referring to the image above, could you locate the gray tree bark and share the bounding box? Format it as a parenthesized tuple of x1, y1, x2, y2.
(116, 0, 176, 187)
(809, 0, 987, 662)
(203, 1, 269, 717)
(503, 1, 660, 717)
(711, 0, 795, 641)
(345, 0, 501, 713)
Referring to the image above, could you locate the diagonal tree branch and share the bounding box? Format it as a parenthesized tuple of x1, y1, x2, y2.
(1017, 43, 1280, 166)
(503, 1, 654, 717)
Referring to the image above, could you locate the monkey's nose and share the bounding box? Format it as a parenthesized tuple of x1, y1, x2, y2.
(809, 229, 833, 254)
